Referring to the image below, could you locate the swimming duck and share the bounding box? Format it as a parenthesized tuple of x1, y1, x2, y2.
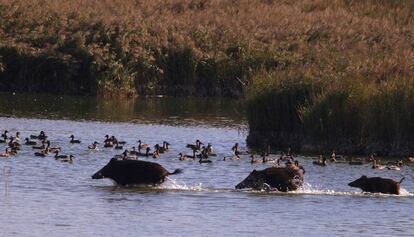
(250, 154, 262, 164)
(154, 144, 163, 153)
(30, 131, 47, 140)
(330, 150, 337, 162)
(114, 142, 123, 150)
(34, 149, 49, 157)
(187, 139, 203, 151)
(24, 138, 37, 146)
(386, 165, 401, 171)
(313, 156, 327, 167)
(152, 151, 160, 159)
(69, 135, 81, 144)
(129, 147, 139, 155)
(59, 155, 74, 163)
(288, 160, 306, 174)
(88, 141, 99, 150)
(371, 159, 386, 170)
(103, 140, 114, 148)
(8, 138, 21, 150)
(0, 148, 13, 157)
(0, 130, 8, 142)
(121, 150, 138, 160)
(137, 140, 149, 152)
(178, 153, 193, 161)
(386, 160, 403, 167)
(199, 157, 212, 164)
(14, 132, 21, 141)
(232, 143, 249, 158)
(196, 147, 210, 159)
(45, 141, 61, 153)
(155, 142, 170, 153)
(54, 150, 71, 160)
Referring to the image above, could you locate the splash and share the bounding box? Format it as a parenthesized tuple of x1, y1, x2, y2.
(236, 183, 414, 197)
(157, 177, 205, 191)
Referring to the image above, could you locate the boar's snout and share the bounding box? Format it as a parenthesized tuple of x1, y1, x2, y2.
(235, 182, 245, 189)
(348, 180, 358, 187)
(92, 172, 104, 179)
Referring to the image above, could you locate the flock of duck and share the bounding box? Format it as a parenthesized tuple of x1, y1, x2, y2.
(1, 129, 413, 172)
(311, 151, 407, 171)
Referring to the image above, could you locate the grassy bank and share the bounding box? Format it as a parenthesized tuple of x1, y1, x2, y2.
(0, 0, 282, 96)
(2, 0, 410, 98)
(242, 1, 414, 155)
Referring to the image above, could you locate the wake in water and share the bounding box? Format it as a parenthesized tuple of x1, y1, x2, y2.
(159, 177, 205, 191)
(160, 179, 414, 197)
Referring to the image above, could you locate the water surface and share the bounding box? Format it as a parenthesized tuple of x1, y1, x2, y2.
(0, 94, 413, 236)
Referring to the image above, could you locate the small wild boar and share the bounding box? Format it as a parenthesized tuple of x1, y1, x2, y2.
(92, 158, 182, 186)
(348, 175, 405, 195)
(235, 166, 304, 192)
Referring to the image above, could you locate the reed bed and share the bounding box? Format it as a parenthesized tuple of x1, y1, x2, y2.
(0, 0, 412, 97)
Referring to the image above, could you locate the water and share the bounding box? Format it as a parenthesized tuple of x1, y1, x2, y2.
(0, 93, 414, 236)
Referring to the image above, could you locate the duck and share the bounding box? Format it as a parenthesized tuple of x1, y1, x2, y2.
(103, 140, 114, 148)
(178, 153, 194, 161)
(59, 155, 74, 163)
(386, 160, 403, 167)
(137, 140, 149, 152)
(114, 142, 123, 150)
(199, 157, 212, 164)
(232, 143, 249, 158)
(34, 149, 49, 157)
(14, 132, 21, 141)
(30, 131, 47, 140)
(104, 135, 115, 143)
(8, 138, 21, 150)
(154, 144, 163, 154)
(313, 156, 327, 166)
(371, 159, 386, 170)
(69, 135, 81, 144)
(155, 142, 170, 153)
(152, 148, 160, 159)
(46, 141, 61, 153)
(205, 143, 217, 156)
(121, 150, 138, 160)
(250, 154, 262, 164)
(0, 130, 8, 142)
(24, 138, 37, 146)
(330, 150, 337, 162)
(54, 150, 71, 160)
(0, 148, 13, 157)
(88, 141, 99, 150)
(386, 165, 401, 171)
(288, 160, 306, 174)
(129, 146, 139, 155)
(187, 139, 203, 151)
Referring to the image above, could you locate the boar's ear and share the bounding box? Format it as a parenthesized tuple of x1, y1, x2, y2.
(252, 169, 257, 173)
(361, 175, 367, 179)
(110, 158, 117, 163)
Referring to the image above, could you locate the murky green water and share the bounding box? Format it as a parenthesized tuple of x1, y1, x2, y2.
(0, 93, 413, 237)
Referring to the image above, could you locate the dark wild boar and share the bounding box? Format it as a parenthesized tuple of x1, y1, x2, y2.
(92, 158, 182, 186)
(348, 175, 405, 195)
(235, 166, 304, 192)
